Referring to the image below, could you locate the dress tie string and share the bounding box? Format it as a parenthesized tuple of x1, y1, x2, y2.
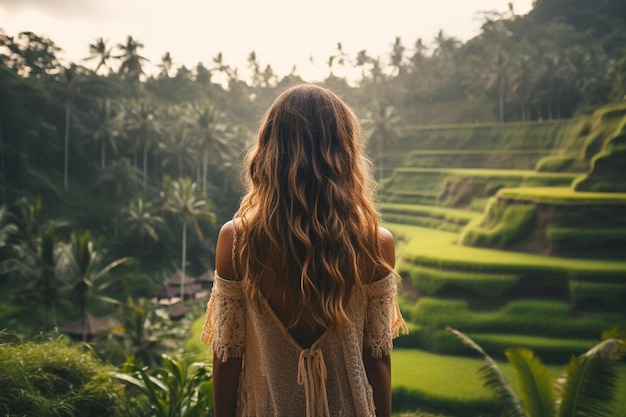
(297, 347, 330, 417)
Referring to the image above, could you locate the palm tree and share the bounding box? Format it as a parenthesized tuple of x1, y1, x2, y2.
(124, 100, 162, 191)
(59, 231, 131, 342)
(390, 36, 406, 77)
(163, 178, 216, 299)
(211, 52, 231, 86)
(355, 49, 372, 81)
(9, 225, 64, 328)
(327, 42, 350, 77)
(158, 123, 196, 179)
(85, 98, 123, 168)
(56, 64, 86, 189)
(158, 52, 173, 79)
(485, 47, 511, 123)
(432, 29, 460, 59)
(122, 197, 164, 243)
(117, 35, 149, 82)
(247, 51, 263, 87)
(448, 327, 625, 417)
(410, 38, 429, 70)
(95, 157, 143, 198)
(187, 101, 233, 194)
(3, 198, 69, 328)
(85, 37, 113, 75)
(363, 100, 400, 180)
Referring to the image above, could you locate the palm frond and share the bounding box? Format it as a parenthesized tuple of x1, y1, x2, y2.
(557, 338, 624, 417)
(506, 348, 555, 417)
(447, 327, 527, 417)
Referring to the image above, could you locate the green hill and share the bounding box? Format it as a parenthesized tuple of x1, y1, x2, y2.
(382, 103, 626, 414)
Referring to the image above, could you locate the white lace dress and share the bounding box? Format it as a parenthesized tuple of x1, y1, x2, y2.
(201, 272, 407, 417)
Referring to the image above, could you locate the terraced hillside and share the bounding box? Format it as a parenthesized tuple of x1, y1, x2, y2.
(382, 104, 626, 368)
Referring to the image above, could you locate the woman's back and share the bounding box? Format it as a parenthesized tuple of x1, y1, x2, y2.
(203, 84, 406, 417)
(216, 220, 397, 349)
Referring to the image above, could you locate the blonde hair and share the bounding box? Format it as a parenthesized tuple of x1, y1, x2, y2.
(234, 84, 392, 332)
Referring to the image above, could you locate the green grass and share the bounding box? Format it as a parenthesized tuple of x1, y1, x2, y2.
(393, 168, 537, 177)
(391, 349, 495, 415)
(382, 204, 481, 232)
(497, 187, 626, 204)
(383, 204, 482, 223)
(569, 280, 626, 309)
(397, 263, 519, 298)
(0, 339, 135, 417)
(391, 349, 626, 417)
(408, 297, 626, 340)
(388, 224, 626, 279)
(459, 200, 536, 248)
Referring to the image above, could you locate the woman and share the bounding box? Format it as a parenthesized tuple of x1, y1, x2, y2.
(202, 84, 407, 417)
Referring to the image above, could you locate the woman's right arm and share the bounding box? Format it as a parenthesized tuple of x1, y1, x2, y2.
(212, 221, 243, 417)
(364, 227, 396, 417)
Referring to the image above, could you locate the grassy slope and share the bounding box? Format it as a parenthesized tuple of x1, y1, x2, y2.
(388, 223, 626, 277)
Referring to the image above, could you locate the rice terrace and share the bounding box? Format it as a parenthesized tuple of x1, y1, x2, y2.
(1, 0, 626, 416)
(382, 107, 626, 415)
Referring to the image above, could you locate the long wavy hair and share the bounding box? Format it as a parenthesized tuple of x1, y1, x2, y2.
(234, 84, 393, 332)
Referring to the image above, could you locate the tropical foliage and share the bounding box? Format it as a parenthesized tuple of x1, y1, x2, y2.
(448, 327, 625, 417)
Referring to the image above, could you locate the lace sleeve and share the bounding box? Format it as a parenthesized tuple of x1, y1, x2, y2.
(364, 273, 408, 358)
(201, 274, 246, 362)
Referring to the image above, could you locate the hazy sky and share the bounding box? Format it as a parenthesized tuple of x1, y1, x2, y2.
(0, 0, 533, 82)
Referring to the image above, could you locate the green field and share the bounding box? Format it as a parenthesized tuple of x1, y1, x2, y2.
(389, 223, 626, 278)
(391, 348, 626, 417)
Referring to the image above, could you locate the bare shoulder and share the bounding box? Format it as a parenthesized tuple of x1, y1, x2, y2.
(378, 226, 396, 269)
(378, 226, 394, 243)
(215, 220, 237, 280)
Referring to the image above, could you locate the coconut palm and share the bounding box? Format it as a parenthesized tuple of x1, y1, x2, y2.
(56, 63, 86, 189)
(85, 37, 113, 75)
(158, 52, 173, 79)
(117, 35, 149, 82)
(485, 47, 511, 123)
(9, 225, 64, 328)
(85, 98, 124, 168)
(390, 36, 406, 77)
(95, 157, 143, 198)
(363, 100, 400, 180)
(124, 100, 162, 191)
(158, 123, 197, 179)
(122, 197, 164, 243)
(3, 198, 69, 328)
(187, 101, 233, 194)
(59, 231, 131, 342)
(247, 51, 263, 88)
(448, 327, 625, 417)
(162, 178, 216, 299)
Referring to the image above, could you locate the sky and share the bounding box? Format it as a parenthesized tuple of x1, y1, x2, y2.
(0, 0, 533, 83)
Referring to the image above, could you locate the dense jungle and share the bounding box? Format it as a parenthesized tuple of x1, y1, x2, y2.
(1, 0, 626, 415)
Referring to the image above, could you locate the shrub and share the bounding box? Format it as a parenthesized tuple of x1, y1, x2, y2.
(0, 338, 137, 417)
